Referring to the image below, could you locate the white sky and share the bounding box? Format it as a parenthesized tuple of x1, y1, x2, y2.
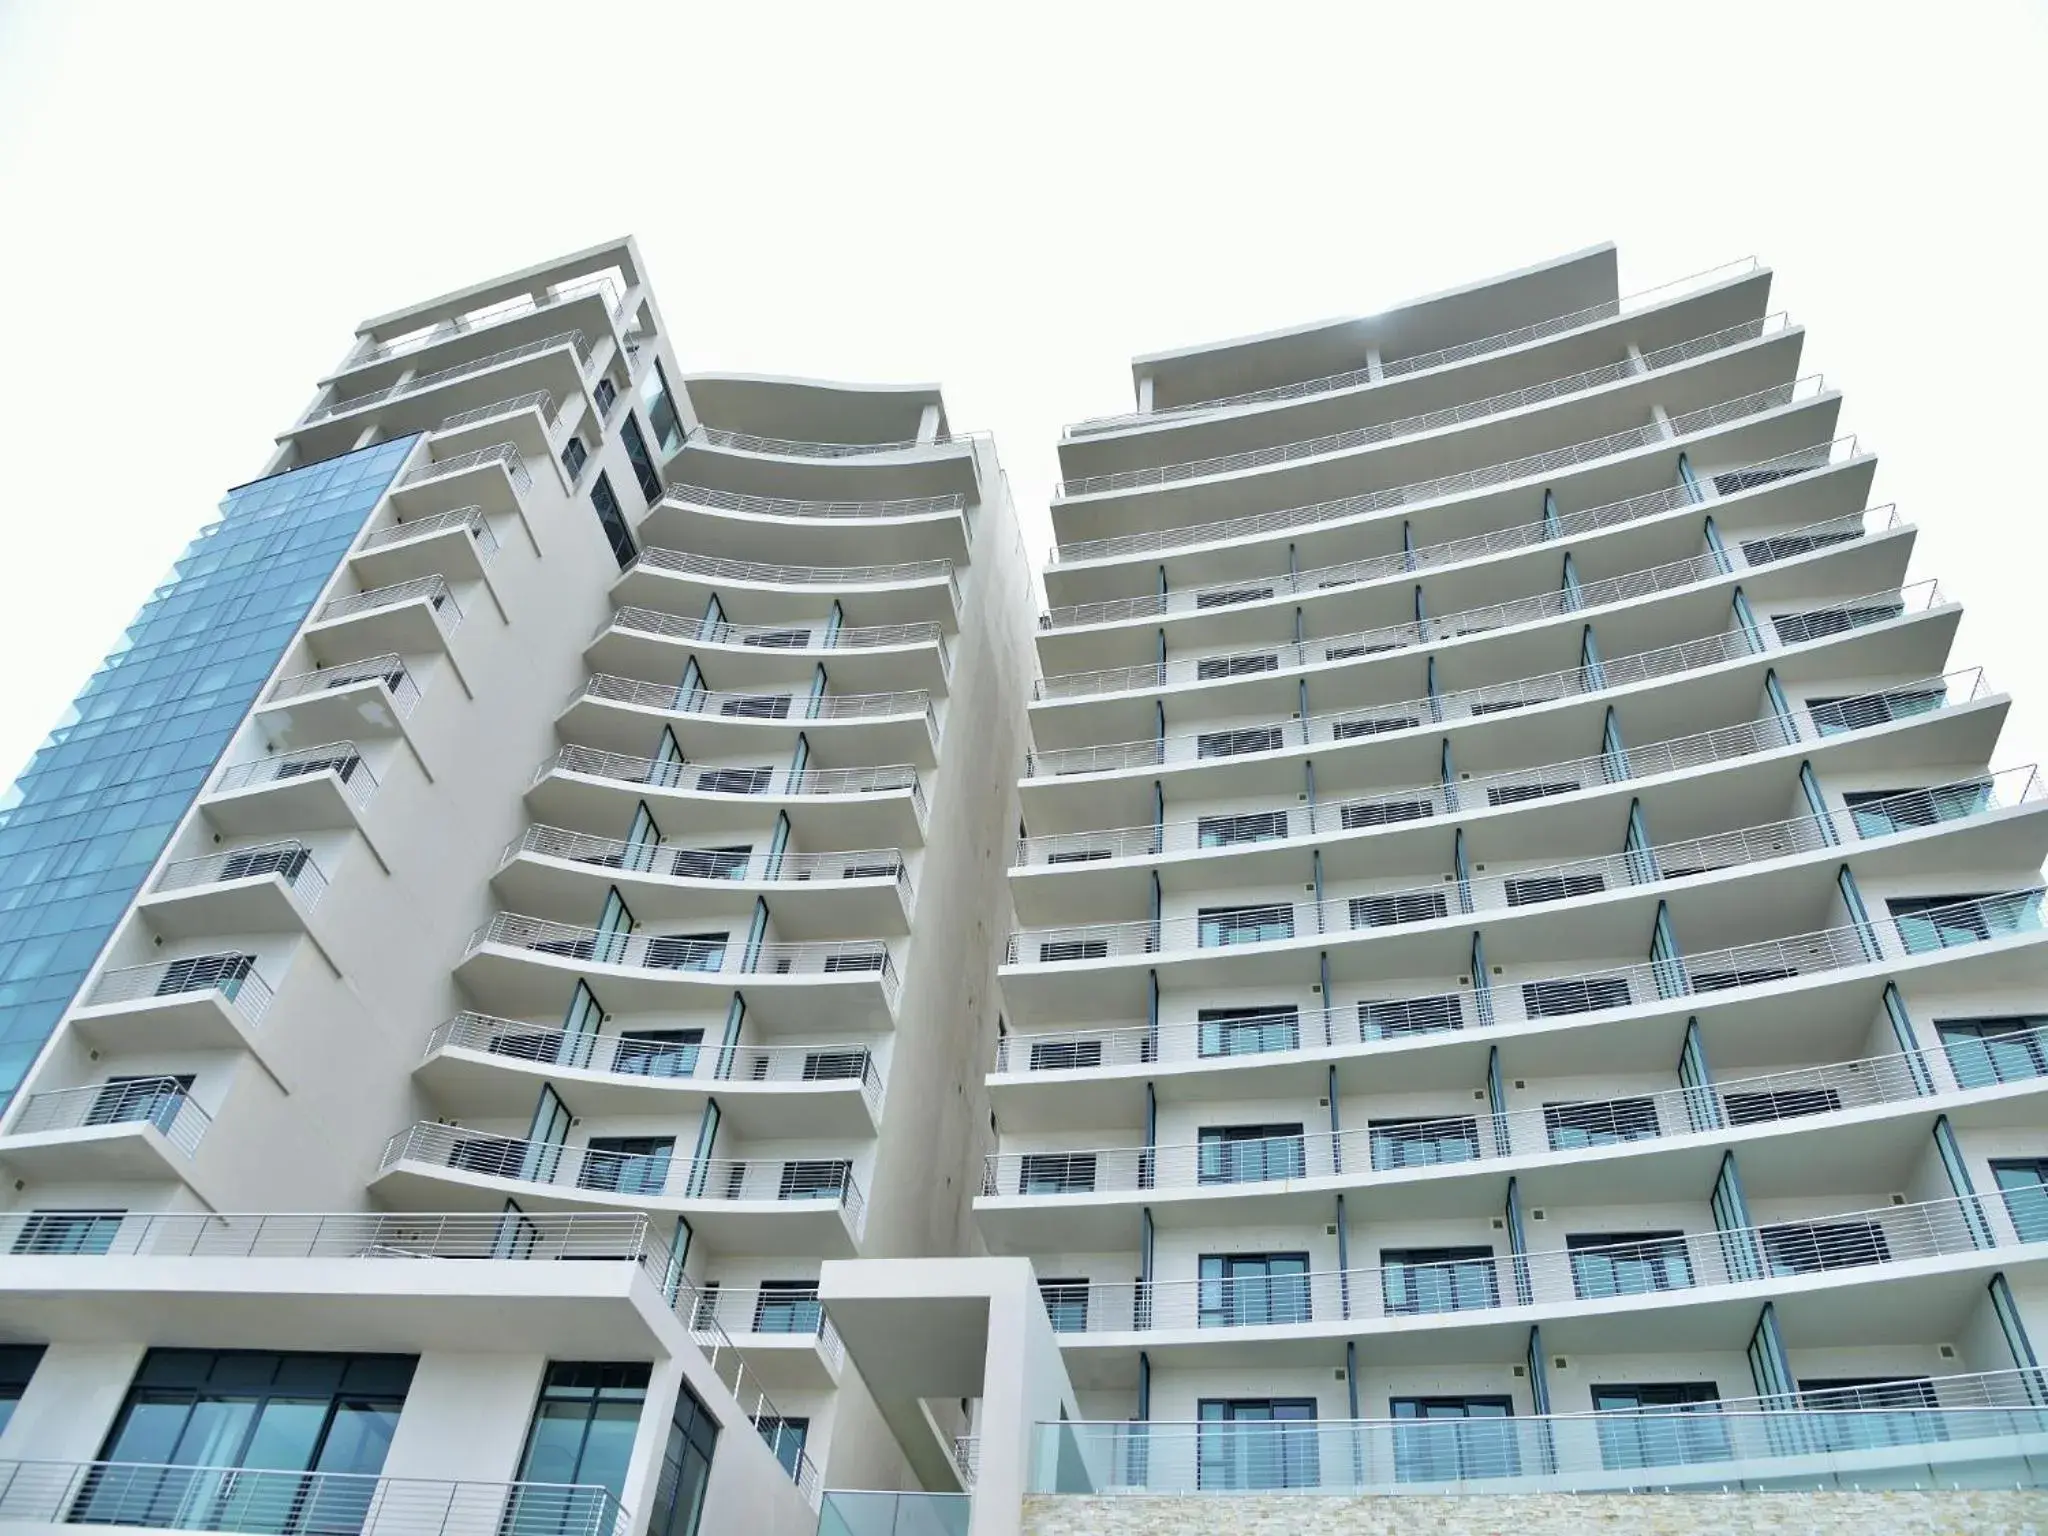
(0, 0, 2043, 785)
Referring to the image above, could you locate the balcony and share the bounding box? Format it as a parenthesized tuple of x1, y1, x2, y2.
(558, 676, 940, 764)
(138, 839, 328, 939)
(258, 655, 420, 750)
(645, 482, 972, 566)
(303, 331, 593, 434)
(344, 271, 625, 371)
(687, 1283, 846, 1389)
(672, 424, 981, 504)
(417, 1012, 885, 1135)
(586, 608, 950, 697)
(1, 1078, 212, 1182)
(203, 743, 378, 841)
(374, 1123, 869, 1255)
(69, 955, 275, 1056)
(307, 577, 463, 668)
(387, 444, 533, 530)
(615, 547, 960, 629)
(495, 826, 912, 933)
(429, 389, 566, 464)
(353, 505, 501, 589)
(457, 913, 900, 1030)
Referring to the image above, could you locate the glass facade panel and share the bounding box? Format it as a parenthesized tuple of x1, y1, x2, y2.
(0, 437, 414, 1108)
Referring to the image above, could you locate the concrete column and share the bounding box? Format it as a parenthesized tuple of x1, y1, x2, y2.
(1627, 342, 1649, 375)
(1135, 375, 1154, 414)
(1365, 346, 1385, 383)
(1650, 404, 1675, 438)
(917, 404, 943, 444)
(0, 1342, 144, 1461)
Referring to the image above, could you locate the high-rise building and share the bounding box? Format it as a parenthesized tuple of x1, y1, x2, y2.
(0, 237, 1035, 1536)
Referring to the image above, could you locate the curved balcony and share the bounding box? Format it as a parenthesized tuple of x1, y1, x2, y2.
(587, 607, 949, 696)
(1051, 376, 1829, 569)
(374, 1121, 869, 1255)
(71, 955, 275, 1056)
(2, 1078, 212, 1181)
(1023, 581, 1945, 784)
(528, 746, 926, 849)
(1058, 314, 1791, 497)
(494, 825, 912, 932)
(558, 675, 940, 764)
(673, 424, 983, 503)
(418, 1011, 885, 1134)
(617, 547, 959, 629)
(645, 482, 971, 565)
(1068, 258, 1763, 436)
(1034, 506, 1902, 711)
(353, 505, 501, 589)
(457, 912, 899, 1030)
(140, 838, 328, 938)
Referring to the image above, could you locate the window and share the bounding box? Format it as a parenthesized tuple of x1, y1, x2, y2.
(1521, 976, 1631, 1017)
(274, 748, 364, 785)
(1198, 1253, 1310, 1327)
(1198, 727, 1284, 759)
(1039, 1278, 1091, 1333)
(1721, 1087, 1841, 1125)
(1807, 689, 1944, 737)
(719, 694, 792, 719)
(1593, 1384, 1727, 1470)
(590, 472, 636, 571)
(1844, 784, 1989, 837)
(1770, 605, 1902, 646)
(1740, 528, 1859, 564)
(651, 1377, 718, 1536)
(1350, 891, 1447, 928)
(1760, 1219, 1890, 1275)
(1359, 995, 1462, 1039)
(1198, 811, 1290, 847)
(1197, 1124, 1305, 1184)
(1544, 1098, 1658, 1149)
(1198, 904, 1294, 947)
(778, 1160, 850, 1201)
(1567, 1233, 1694, 1298)
(1469, 698, 1540, 717)
(1505, 872, 1605, 906)
(645, 933, 727, 972)
(695, 766, 772, 795)
(0, 1345, 44, 1439)
(1340, 798, 1433, 829)
(1019, 1153, 1096, 1195)
(593, 377, 618, 415)
(1334, 715, 1419, 739)
(561, 437, 589, 480)
(1939, 1016, 2048, 1088)
(1028, 1038, 1102, 1071)
(666, 847, 751, 880)
(1889, 893, 2041, 954)
(155, 953, 254, 999)
(752, 1281, 823, 1335)
(12, 1209, 123, 1255)
(1715, 464, 1817, 495)
(515, 1362, 648, 1528)
(1688, 966, 1796, 992)
(1991, 1160, 2048, 1243)
(1369, 1117, 1478, 1169)
(1390, 1397, 1517, 1484)
(1046, 847, 1111, 865)
(579, 1137, 674, 1196)
(1487, 781, 1580, 807)
(742, 628, 814, 650)
(1194, 587, 1272, 610)
(1798, 1377, 1939, 1452)
(1197, 1400, 1318, 1490)
(639, 359, 684, 455)
(1326, 641, 1401, 660)
(1199, 1006, 1299, 1058)
(1037, 937, 1109, 963)
(86, 1074, 195, 1134)
(1381, 1247, 1498, 1315)
(758, 1416, 810, 1480)
(620, 414, 662, 504)
(613, 1029, 702, 1078)
(1197, 653, 1279, 680)
(219, 845, 309, 884)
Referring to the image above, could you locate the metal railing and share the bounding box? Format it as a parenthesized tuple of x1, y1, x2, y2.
(346, 273, 622, 368)
(1053, 376, 1828, 563)
(1025, 581, 1939, 778)
(309, 332, 591, 424)
(152, 839, 329, 912)
(1067, 257, 1763, 434)
(466, 912, 901, 1005)
(425, 1012, 888, 1118)
(379, 1122, 871, 1238)
(986, 1025, 2047, 1195)
(434, 389, 556, 435)
(1009, 1191, 2038, 1338)
(265, 654, 422, 719)
(1036, 505, 1898, 700)
(1015, 669, 1994, 867)
(662, 482, 965, 521)
(1037, 1372, 2048, 1496)
(82, 956, 275, 1027)
(1041, 437, 1859, 630)
(0, 1462, 631, 1536)
(209, 742, 378, 810)
(535, 746, 927, 821)
(358, 506, 500, 561)
(396, 442, 531, 494)
(1058, 314, 1789, 496)
(504, 826, 911, 900)
(684, 425, 980, 459)
(9, 1078, 212, 1158)
(576, 675, 933, 732)
(633, 545, 958, 597)
(604, 606, 946, 664)
(685, 1283, 846, 1370)
(316, 576, 463, 637)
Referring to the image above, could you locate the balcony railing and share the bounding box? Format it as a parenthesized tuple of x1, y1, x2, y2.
(9, 1078, 212, 1158)
(1025, 581, 1938, 778)
(1017, 670, 1994, 868)
(986, 1025, 2046, 1195)
(315, 576, 462, 637)
(536, 745, 924, 815)
(662, 482, 965, 521)
(1037, 505, 1898, 700)
(604, 606, 947, 663)
(426, 1012, 887, 1116)
(1008, 773, 2040, 963)
(1053, 376, 1828, 563)
(346, 273, 623, 369)
(633, 545, 958, 599)
(685, 1284, 846, 1369)
(1058, 314, 1790, 496)
(265, 654, 422, 719)
(1042, 437, 1859, 630)
(379, 1122, 870, 1237)
(395, 442, 531, 495)
(1008, 1191, 2036, 1335)
(1039, 1371, 2048, 1496)
(210, 742, 378, 810)
(152, 839, 329, 912)
(0, 1463, 630, 1536)
(435, 390, 556, 436)
(358, 505, 500, 561)
(308, 332, 591, 425)
(466, 913, 901, 1005)
(577, 675, 934, 729)
(83, 956, 275, 1027)
(505, 825, 910, 898)
(684, 425, 981, 459)
(1067, 257, 1763, 435)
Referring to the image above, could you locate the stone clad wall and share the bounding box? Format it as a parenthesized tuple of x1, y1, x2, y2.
(1021, 1491, 2048, 1535)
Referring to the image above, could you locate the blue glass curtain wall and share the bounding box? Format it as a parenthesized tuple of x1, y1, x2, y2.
(0, 436, 414, 1106)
